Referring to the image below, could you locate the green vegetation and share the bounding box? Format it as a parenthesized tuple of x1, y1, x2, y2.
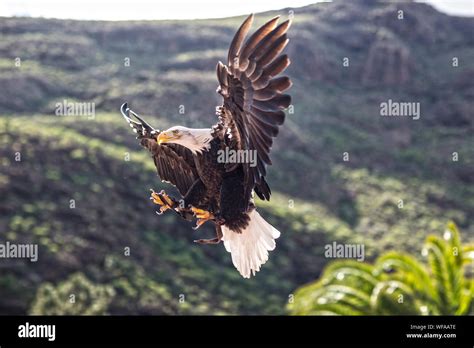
(289, 223, 474, 315)
(30, 273, 115, 315)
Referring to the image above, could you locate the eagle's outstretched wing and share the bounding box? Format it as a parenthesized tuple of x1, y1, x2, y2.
(216, 14, 292, 204)
(121, 103, 198, 196)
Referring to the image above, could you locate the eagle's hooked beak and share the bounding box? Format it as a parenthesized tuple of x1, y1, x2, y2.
(157, 132, 170, 145)
(157, 132, 179, 145)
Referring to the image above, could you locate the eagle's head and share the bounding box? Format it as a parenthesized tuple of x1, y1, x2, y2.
(157, 126, 213, 154)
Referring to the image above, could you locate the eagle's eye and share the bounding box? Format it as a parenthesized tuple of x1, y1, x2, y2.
(172, 130, 179, 136)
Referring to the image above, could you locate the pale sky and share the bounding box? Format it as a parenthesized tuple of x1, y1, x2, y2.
(0, 0, 472, 20)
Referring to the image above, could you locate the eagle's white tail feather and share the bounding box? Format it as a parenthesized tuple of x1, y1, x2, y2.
(222, 210, 280, 278)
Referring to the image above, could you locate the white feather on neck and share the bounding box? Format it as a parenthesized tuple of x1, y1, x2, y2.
(187, 128, 213, 154)
(168, 126, 213, 154)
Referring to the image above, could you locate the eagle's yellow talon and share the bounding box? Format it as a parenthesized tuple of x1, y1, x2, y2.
(191, 207, 212, 219)
(150, 189, 175, 212)
(190, 207, 203, 213)
(191, 206, 214, 229)
(151, 192, 164, 205)
(161, 192, 174, 206)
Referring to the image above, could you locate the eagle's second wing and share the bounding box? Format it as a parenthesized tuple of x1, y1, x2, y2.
(216, 14, 292, 203)
(121, 103, 198, 197)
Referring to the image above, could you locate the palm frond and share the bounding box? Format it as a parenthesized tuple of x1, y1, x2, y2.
(288, 224, 473, 316)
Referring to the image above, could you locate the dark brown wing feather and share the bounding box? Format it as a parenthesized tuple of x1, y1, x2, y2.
(216, 14, 292, 203)
(121, 103, 198, 196)
(141, 139, 198, 196)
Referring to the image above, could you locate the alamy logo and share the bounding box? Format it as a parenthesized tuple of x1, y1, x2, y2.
(380, 99, 420, 120)
(217, 148, 257, 168)
(0, 241, 38, 262)
(324, 242, 365, 262)
(18, 322, 55, 341)
(55, 99, 95, 119)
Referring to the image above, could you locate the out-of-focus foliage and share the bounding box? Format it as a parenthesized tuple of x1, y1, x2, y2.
(30, 273, 115, 315)
(289, 223, 474, 315)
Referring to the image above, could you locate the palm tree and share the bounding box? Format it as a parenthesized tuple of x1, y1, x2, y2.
(288, 222, 474, 315)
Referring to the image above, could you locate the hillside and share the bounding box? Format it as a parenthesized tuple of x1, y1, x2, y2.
(0, 0, 473, 314)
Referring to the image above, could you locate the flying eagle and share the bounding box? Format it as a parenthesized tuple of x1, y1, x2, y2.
(121, 14, 292, 278)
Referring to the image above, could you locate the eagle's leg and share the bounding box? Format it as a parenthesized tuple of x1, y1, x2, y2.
(191, 206, 214, 230)
(150, 189, 177, 215)
(194, 223, 223, 245)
